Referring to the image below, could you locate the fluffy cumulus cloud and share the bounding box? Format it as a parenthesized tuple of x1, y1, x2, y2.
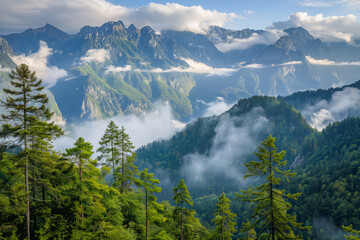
(0, 0, 239, 34)
(306, 56, 360, 65)
(80, 49, 110, 64)
(182, 108, 270, 183)
(215, 30, 285, 52)
(272, 12, 360, 43)
(105, 58, 239, 76)
(54, 103, 185, 153)
(302, 87, 360, 130)
(10, 41, 67, 87)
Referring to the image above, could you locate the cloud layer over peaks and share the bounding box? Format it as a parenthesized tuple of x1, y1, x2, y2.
(272, 12, 360, 43)
(10, 41, 67, 87)
(0, 1, 239, 34)
(105, 58, 238, 76)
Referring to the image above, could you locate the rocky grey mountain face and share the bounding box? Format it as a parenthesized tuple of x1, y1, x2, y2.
(1, 22, 360, 122)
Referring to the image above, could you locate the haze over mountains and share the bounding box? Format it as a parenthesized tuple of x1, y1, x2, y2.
(1, 20, 360, 123)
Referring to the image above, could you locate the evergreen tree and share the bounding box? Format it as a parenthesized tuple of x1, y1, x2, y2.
(115, 126, 138, 193)
(136, 168, 163, 240)
(1, 63, 63, 239)
(173, 179, 193, 240)
(212, 192, 236, 240)
(238, 135, 311, 239)
(97, 120, 121, 181)
(63, 137, 94, 221)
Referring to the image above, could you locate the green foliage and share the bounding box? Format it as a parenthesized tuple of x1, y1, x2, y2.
(212, 192, 236, 240)
(97, 120, 121, 179)
(173, 179, 193, 240)
(137, 168, 164, 240)
(113, 126, 138, 193)
(0, 64, 209, 239)
(285, 117, 360, 239)
(343, 225, 360, 240)
(238, 135, 311, 239)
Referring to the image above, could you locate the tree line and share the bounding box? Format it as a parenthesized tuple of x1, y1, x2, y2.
(0, 64, 357, 239)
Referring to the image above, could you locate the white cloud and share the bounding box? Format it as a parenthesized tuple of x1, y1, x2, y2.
(299, 1, 333, 7)
(302, 87, 360, 130)
(342, 0, 360, 6)
(105, 65, 132, 73)
(105, 58, 239, 77)
(215, 30, 284, 52)
(182, 108, 269, 183)
(243, 10, 255, 15)
(272, 12, 360, 43)
(0, 65, 11, 72)
(306, 56, 360, 65)
(80, 48, 110, 64)
(167, 58, 238, 76)
(278, 61, 303, 66)
(54, 103, 185, 153)
(197, 97, 235, 117)
(242, 63, 266, 69)
(240, 61, 302, 69)
(10, 41, 67, 87)
(0, 1, 239, 35)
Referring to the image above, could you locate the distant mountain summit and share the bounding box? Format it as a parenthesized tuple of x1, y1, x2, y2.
(3, 24, 70, 54)
(253, 27, 333, 64)
(2, 21, 360, 122)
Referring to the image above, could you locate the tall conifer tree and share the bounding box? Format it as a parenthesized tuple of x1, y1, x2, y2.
(63, 137, 94, 221)
(238, 135, 311, 239)
(97, 120, 121, 181)
(212, 192, 236, 240)
(115, 126, 138, 193)
(137, 168, 163, 240)
(1, 64, 63, 239)
(173, 179, 193, 240)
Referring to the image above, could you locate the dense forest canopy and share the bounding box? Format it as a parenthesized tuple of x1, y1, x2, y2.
(1, 64, 359, 240)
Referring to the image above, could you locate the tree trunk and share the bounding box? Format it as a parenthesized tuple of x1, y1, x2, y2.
(269, 147, 275, 240)
(180, 203, 183, 240)
(145, 189, 148, 240)
(80, 156, 84, 220)
(121, 149, 125, 193)
(24, 82, 30, 240)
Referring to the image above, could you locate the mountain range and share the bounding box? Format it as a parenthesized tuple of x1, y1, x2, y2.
(1, 21, 360, 122)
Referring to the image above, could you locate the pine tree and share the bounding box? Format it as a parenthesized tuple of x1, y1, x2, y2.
(212, 192, 236, 240)
(238, 135, 311, 240)
(63, 137, 94, 221)
(115, 126, 138, 193)
(97, 120, 121, 181)
(173, 179, 193, 240)
(1, 63, 63, 239)
(136, 168, 163, 240)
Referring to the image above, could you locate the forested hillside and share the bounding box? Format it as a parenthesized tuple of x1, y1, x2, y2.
(136, 94, 360, 239)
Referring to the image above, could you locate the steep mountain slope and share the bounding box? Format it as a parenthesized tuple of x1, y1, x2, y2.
(136, 96, 313, 198)
(3, 24, 71, 54)
(3, 22, 360, 121)
(287, 117, 360, 239)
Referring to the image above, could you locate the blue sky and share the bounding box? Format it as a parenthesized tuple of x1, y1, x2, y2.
(107, 0, 359, 29)
(1, 0, 360, 43)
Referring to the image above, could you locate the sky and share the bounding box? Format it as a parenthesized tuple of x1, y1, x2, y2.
(1, 0, 360, 42)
